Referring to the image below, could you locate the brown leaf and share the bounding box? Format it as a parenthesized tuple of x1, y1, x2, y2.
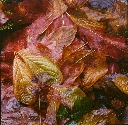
(81, 52, 108, 89)
(13, 48, 63, 105)
(2, 0, 68, 52)
(78, 109, 120, 125)
(67, 8, 106, 31)
(107, 1, 128, 32)
(13, 53, 39, 105)
(112, 75, 128, 95)
(80, 6, 113, 21)
(64, 0, 88, 8)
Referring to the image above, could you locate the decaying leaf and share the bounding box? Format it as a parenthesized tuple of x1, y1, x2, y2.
(2, 0, 68, 53)
(67, 8, 105, 31)
(82, 52, 108, 89)
(78, 108, 120, 125)
(13, 48, 63, 105)
(112, 75, 128, 95)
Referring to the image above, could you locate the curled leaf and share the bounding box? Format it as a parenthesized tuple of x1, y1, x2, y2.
(67, 8, 105, 30)
(112, 75, 128, 95)
(13, 48, 63, 105)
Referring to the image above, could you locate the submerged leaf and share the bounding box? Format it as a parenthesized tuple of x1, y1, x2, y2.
(13, 48, 63, 105)
(78, 109, 119, 125)
(112, 75, 128, 95)
(67, 8, 105, 31)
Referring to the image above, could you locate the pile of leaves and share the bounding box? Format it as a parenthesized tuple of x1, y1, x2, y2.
(1, 0, 128, 124)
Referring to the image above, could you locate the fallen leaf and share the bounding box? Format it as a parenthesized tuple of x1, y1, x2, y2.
(112, 75, 128, 95)
(13, 48, 63, 105)
(81, 52, 108, 89)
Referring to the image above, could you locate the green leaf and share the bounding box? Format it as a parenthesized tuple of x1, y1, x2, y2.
(57, 104, 70, 119)
(65, 120, 77, 125)
(71, 97, 93, 122)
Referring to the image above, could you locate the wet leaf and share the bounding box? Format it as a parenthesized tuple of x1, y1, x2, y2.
(64, 0, 88, 8)
(67, 8, 105, 31)
(71, 96, 92, 122)
(44, 88, 61, 125)
(82, 52, 108, 89)
(107, 1, 128, 32)
(112, 75, 128, 95)
(61, 50, 93, 85)
(78, 109, 120, 125)
(55, 85, 86, 108)
(80, 6, 113, 21)
(78, 27, 128, 60)
(13, 48, 63, 105)
(13, 53, 39, 105)
(40, 25, 77, 62)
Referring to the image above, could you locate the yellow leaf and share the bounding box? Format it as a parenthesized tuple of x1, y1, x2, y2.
(13, 48, 63, 105)
(112, 75, 128, 95)
(78, 109, 119, 125)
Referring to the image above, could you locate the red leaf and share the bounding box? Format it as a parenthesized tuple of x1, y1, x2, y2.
(78, 27, 128, 60)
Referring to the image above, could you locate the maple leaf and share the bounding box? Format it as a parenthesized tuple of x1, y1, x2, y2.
(13, 48, 63, 105)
